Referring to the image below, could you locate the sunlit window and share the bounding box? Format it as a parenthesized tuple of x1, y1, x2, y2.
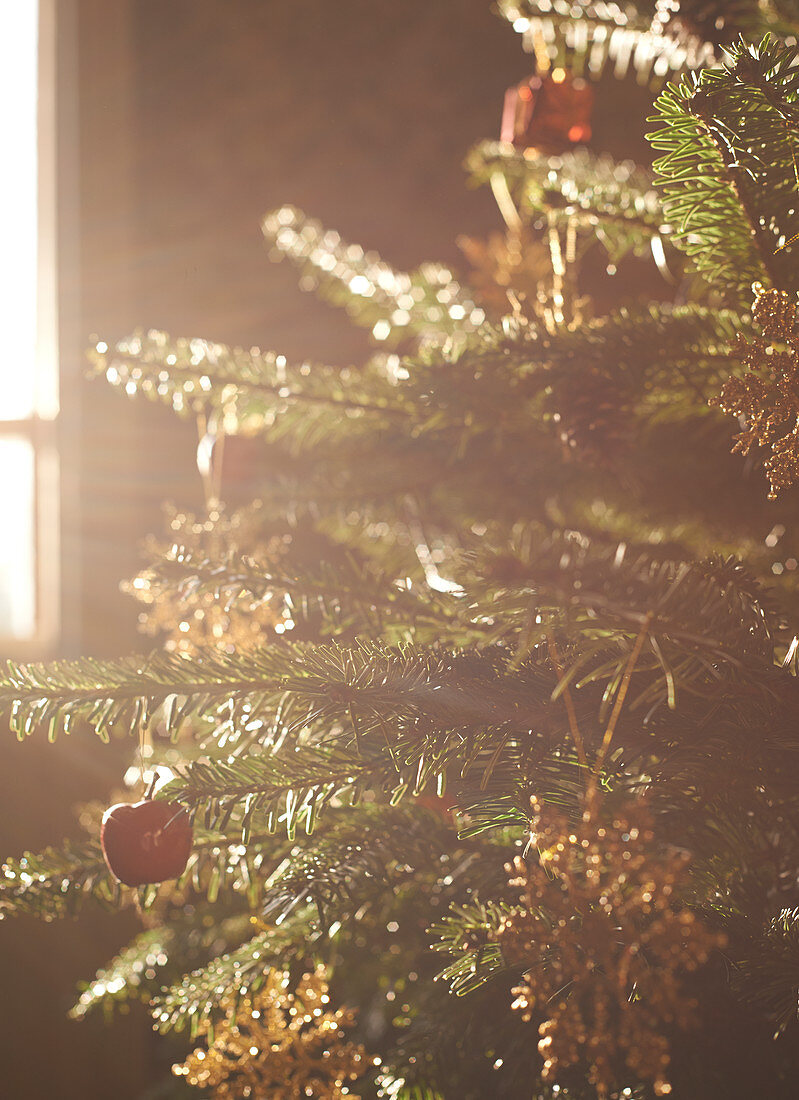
(0, 1, 59, 652)
(0, 439, 36, 637)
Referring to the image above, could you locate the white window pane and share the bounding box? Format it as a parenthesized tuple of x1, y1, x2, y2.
(0, 5, 38, 421)
(0, 437, 35, 638)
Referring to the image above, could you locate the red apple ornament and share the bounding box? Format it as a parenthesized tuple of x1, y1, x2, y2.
(101, 798, 193, 886)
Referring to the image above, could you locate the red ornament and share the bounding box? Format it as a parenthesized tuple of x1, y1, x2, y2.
(415, 789, 457, 825)
(101, 799, 193, 886)
(500, 70, 594, 153)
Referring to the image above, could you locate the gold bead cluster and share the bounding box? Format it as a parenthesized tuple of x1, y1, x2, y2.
(712, 283, 799, 500)
(173, 965, 368, 1099)
(496, 796, 725, 1098)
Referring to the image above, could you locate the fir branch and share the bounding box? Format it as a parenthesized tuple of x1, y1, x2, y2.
(649, 77, 764, 298)
(376, 975, 548, 1100)
(259, 804, 461, 927)
(736, 907, 799, 1033)
(90, 328, 406, 437)
(138, 540, 459, 642)
(159, 710, 554, 841)
(71, 927, 177, 1020)
(177, 830, 291, 907)
(629, 0, 799, 46)
(465, 530, 785, 714)
(151, 922, 310, 1037)
(453, 748, 590, 835)
(151, 647, 608, 838)
(70, 912, 253, 1022)
(0, 830, 292, 922)
(650, 36, 799, 300)
(410, 302, 740, 419)
(0, 840, 120, 920)
(466, 144, 664, 262)
(159, 747, 380, 840)
(261, 205, 483, 346)
(430, 900, 513, 996)
(93, 303, 739, 513)
(0, 647, 293, 741)
(0, 643, 561, 759)
(642, 699, 799, 803)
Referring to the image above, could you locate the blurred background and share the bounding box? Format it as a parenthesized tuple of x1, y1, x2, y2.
(0, 2, 652, 1095)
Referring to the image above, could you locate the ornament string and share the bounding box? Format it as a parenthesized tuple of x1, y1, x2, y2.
(489, 171, 522, 235)
(531, 29, 551, 76)
(145, 769, 159, 800)
(138, 718, 147, 791)
(563, 219, 581, 323)
(196, 411, 227, 511)
(403, 495, 463, 594)
(548, 216, 566, 328)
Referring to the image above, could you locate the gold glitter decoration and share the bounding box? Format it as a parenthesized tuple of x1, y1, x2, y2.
(124, 506, 285, 655)
(712, 282, 799, 499)
(458, 229, 551, 315)
(496, 796, 725, 1098)
(173, 965, 368, 1099)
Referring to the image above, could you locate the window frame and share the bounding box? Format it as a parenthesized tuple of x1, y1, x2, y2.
(0, 0, 71, 660)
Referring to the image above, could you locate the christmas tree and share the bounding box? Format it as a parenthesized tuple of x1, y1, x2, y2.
(5, 1, 799, 1096)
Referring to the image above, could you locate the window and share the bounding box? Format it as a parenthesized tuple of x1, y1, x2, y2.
(0, 1, 60, 656)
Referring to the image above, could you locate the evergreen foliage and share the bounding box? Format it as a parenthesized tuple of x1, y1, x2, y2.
(650, 34, 799, 301)
(465, 144, 665, 263)
(6, 1, 799, 1096)
(261, 205, 484, 345)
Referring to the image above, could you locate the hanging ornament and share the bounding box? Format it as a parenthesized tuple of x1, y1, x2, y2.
(711, 283, 799, 500)
(173, 965, 368, 1099)
(414, 788, 457, 825)
(500, 69, 594, 154)
(101, 798, 193, 886)
(496, 795, 725, 1098)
